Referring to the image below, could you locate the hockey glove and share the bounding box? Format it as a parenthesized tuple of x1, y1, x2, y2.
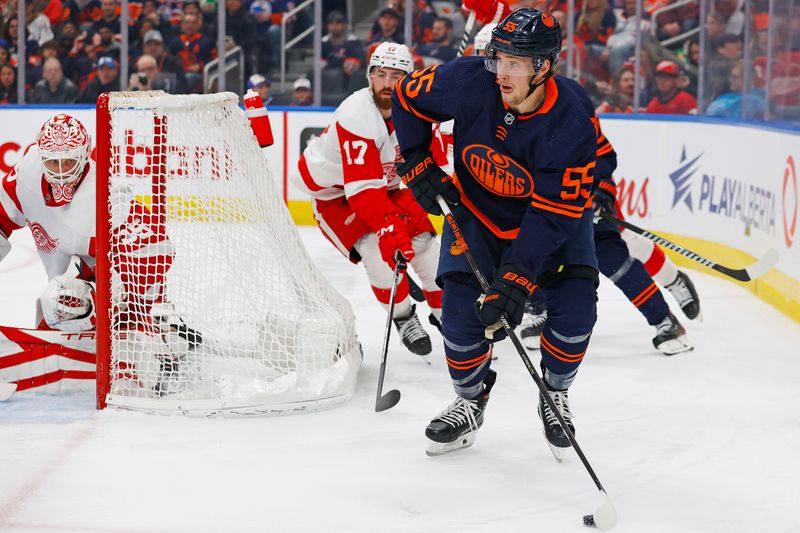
(376, 213, 416, 269)
(397, 151, 459, 216)
(592, 178, 617, 224)
(476, 264, 536, 332)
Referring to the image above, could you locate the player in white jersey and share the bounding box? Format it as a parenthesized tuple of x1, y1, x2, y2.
(294, 42, 446, 359)
(0, 114, 190, 393)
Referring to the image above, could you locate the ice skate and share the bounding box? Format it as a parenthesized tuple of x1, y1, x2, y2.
(520, 299, 547, 351)
(652, 312, 693, 355)
(538, 386, 574, 462)
(425, 370, 496, 456)
(153, 356, 184, 397)
(393, 304, 432, 363)
(665, 270, 702, 321)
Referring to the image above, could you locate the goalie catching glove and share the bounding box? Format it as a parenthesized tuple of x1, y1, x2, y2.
(397, 151, 459, 216)
(40, 275, 96, 332)
(476, 264, 536, 338)
(377, 213, 415, 269)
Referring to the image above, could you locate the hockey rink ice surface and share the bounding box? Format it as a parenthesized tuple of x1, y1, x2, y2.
(1, 227, 799, 533)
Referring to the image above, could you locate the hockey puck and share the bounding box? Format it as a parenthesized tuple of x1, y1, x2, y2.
(583, 514, 596, 528)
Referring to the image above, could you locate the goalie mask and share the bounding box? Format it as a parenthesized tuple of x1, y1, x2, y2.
(37, 114, 92, 190)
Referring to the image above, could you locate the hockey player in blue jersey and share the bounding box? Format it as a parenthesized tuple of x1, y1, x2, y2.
(521, 111, 694, 356)
(392, 8, 600, 457)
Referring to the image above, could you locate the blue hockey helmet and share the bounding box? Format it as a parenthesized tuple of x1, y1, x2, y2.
(486, 8, 562, 74)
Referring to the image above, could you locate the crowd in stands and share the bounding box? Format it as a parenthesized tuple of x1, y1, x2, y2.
(0, 0, 797, 120)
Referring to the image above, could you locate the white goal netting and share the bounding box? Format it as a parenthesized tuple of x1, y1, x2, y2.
(97, 92, 361, 415)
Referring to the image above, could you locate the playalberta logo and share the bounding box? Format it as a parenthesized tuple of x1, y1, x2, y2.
(669, 145, 703, 213)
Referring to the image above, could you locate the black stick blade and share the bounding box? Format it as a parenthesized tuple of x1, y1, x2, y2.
(375, 389, 401, 412)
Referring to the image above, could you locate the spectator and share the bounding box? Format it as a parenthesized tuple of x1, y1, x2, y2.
(54, 20, 80, 53)
(92, 21, 121, 59)
(267, 1, 313, 74)
(369, 7, 404, 45)
(575, 0, 616, 49)
(715, 0, 744, 36)
(290, 77, 312, 106)
(0, 64, 17, 103)
(604, 0, 650, 75)
(654, 0, 698, 48)
(63, 31, 99, 90)
(27, 39, 62, 86)
(91, 0, 122, 35)
(30, 57, 79, 103)
(321, 11, 365, 78)
(169, 12, 217, 93)
(249, 0, 272, 73)
(705, 10, 727, 46)
(134, 0, 172, 45)
(418, 16, 457, 64)
(141, 30, 186, 93)
(25, 3, 54, 46)
(645, 60, 697, 114)
(78, 55, 119, 102)
(596, 63, 637, 113)
(0, 39, 11, 66)
(134, 53, 164, 92)
(247, 73, 272, 105)
(127, 70, 150, 91)
(706, 60, 766, 119)
(706, 33, 743, 105)
(225, 0, 257, 74)
(551, 9, 586, 76)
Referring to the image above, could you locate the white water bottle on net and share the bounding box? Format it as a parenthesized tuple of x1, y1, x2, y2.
(95, 91, 361, 415)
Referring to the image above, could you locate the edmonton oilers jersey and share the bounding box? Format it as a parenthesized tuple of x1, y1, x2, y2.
(392, 56, 599, 276)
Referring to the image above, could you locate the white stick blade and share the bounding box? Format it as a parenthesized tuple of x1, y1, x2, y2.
(0, 382, 18, 401)
(746, 248, 779, 281)
(592, 490, 617, 530)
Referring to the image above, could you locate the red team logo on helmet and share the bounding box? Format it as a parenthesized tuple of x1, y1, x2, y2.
(37, 114, 91, 188)
(462, 144, 533, 198)
(37, 114, 89, 155)
(27, 221, 59, 254)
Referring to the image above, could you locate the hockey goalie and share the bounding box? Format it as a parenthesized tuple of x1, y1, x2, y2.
(0, 114, 188, 395)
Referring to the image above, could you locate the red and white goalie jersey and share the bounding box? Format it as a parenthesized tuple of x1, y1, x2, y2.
(0, 145, 97, 281)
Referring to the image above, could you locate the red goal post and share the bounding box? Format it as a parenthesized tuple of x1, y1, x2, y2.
(95, 91, 361, 415)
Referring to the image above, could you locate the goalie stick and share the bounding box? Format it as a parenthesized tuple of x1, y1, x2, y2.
(375, 253, 405, 412)
(437, 196, 617, 530)
(601, 212, 778, 282)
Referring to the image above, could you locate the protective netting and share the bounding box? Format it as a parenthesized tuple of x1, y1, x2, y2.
(101, 92, 361, 415)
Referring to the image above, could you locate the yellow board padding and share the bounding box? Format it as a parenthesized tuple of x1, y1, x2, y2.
(287, 201, 799, 323)
(654, 232, 799, 325)
(134, 194, 266, 223)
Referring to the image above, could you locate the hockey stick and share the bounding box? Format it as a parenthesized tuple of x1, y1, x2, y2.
(406, 273, 425, 302)
(601, 212, 778, 282)
(0, 382, 17, 401)
(458, 10, 477, 56)
(375, 254, 406, 412)
(437, 196, 616, 530)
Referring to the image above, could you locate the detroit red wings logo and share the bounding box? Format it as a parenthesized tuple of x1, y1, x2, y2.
(27, 221, 59, 254)
(50, 181, 77, 204)
(37, 114, 88, 152)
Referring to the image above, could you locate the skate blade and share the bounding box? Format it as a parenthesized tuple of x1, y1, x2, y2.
(420, 354, 432, 365)
(546, 441, 571, 463)
(522, 335, 541, 351)
(426, 432, 476, 456)
(657, 335, 694, 356)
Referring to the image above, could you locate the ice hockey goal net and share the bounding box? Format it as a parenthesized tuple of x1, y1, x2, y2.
(95, 91, 361, 415)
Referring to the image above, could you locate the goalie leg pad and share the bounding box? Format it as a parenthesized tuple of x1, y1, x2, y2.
(39, 275, 96, 332)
